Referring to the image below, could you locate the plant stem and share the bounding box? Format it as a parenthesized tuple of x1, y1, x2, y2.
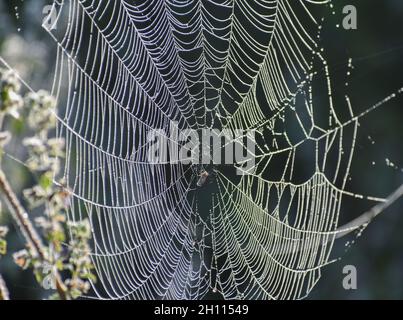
(0, 168, 68, 300)
(0, 272, 9, 300)
(0, 170, 45, 258)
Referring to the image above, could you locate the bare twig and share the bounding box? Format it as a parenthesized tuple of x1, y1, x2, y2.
(280, 184, 403, 255)
(0, 170, 45, 258)
(0, 169, 68, 300)
(336, 184, 403, 238)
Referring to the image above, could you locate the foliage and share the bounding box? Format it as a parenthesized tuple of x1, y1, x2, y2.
(0, 68, 96, 300)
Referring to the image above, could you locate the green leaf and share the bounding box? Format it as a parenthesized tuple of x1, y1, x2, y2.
(34, 270, 44, 284)
(0, 239, 6, 255)
(12, 117, 25, 134)
(39, 173, 53, 190)
(56, 259, 64, 271)
(0, 90, 9, 110)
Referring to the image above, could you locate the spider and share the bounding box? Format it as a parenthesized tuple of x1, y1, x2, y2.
(195, 165, 217, 187)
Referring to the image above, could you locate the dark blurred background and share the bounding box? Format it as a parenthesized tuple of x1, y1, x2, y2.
(0, 0, 402, 299)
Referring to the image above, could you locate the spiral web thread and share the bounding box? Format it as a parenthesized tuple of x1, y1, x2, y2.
(41, 0, 403, 300)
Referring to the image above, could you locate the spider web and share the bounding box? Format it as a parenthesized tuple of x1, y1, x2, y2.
(40, 0, 403, 300)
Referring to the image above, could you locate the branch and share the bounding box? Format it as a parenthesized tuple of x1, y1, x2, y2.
(0, 169, 68, 300)
(336, 184, 403, 238)
(279, 184, 403, 255)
